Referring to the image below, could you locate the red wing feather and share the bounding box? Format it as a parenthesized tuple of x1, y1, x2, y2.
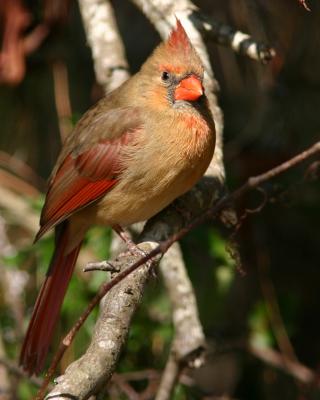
(36, 131, 137, 240)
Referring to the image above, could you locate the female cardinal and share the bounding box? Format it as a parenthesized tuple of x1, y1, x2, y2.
(20, 19, 216, 374)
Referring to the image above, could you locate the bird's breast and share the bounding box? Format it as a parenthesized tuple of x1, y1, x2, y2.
(94, 111, 215, 226)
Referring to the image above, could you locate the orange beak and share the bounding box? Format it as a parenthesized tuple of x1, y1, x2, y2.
(174, 75, 203, 102)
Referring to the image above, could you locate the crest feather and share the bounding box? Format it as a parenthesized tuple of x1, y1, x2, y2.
(167, 18, 191, 51)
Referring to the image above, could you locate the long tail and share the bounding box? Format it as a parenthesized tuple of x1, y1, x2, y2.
(20, 222, 82, 375)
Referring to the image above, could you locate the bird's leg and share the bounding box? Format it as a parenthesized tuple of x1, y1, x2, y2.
(113, 225, 156, 275)
(113, 224, 136, 251)
(113, 224, 145, 257)
(85, 226, 154, 274)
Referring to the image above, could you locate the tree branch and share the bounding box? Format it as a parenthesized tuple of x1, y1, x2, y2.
(0, 357, 45, 389)
(155, 348, 180, 400)
(45, 244, 160, 400)
(78, 0, 129, 92)
(189, 10, 275, 64)
(155, 243, 206, 399)
(160, 243, 205, 362)
(249, 344, 316, 385)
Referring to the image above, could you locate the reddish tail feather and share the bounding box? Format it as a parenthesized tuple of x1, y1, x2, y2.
(20, 222, 82, 375)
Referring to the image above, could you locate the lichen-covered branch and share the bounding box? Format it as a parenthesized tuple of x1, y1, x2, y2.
(78, 0, 129, 92)
(46, 243, 159, 399)
(155, 243, 206, 400)
(155, 348, 180, 400)
(160, 243, 205, 363)
(193, 12, 275, 64)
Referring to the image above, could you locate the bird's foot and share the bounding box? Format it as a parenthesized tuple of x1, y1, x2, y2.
(113, 224, 132, 242)
(126, 243, 154, 271)
(119, 239, 156, 274)
(113, 224, 154, 270)
(112, 224, 144, 258)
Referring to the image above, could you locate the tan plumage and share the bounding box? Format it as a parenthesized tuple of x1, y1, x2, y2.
(20, 19, 215, 374)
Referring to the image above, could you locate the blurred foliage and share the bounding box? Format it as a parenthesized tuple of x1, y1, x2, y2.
(0, 0, 320, 399)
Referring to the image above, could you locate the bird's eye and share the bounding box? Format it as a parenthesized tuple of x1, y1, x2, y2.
(161, 71, 170, 81)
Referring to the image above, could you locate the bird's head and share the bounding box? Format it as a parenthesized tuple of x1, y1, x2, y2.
(139, 19, 205, 110)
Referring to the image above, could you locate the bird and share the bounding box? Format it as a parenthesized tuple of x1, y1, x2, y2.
(20, 19, 216, 375)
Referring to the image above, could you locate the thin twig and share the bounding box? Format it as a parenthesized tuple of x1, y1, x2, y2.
(298, 0, 311, 12)
(256, 240, 298, 362)
(118, 369, 159, 382)
(130, 0, 275, 63)
(249, 344, 317, 385)
(0, 357, 45, 388)
(0, 150, 45, 190)
(113, 374, 141, 400)
(0, 338, 12, 399)
(0, 168, 40, 198)
(83, 260, 120, 272)
(191, 12, 276, 64)
(0, 186, 39, 234)
(52, 61, 73, 141)
(38, 140, 320, 398)
(155, 349, 180, 400)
